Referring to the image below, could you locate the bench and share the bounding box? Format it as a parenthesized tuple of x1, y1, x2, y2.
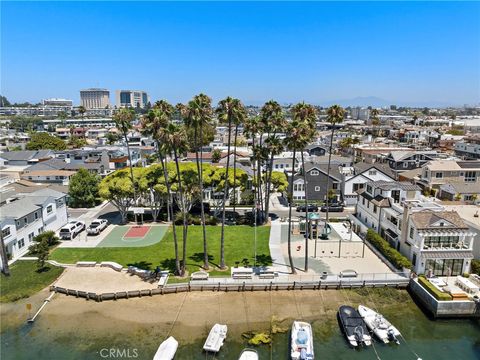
(100, 261, 123, 272)
(258, 271, 277, 279)
(191, 271, 209, 281)
(158, 272, 169, 287)
(231, 267, 253, 280)
(339, 269, 358, 278)
(76, 261, 97, 267)
(233, 273, 253, 279)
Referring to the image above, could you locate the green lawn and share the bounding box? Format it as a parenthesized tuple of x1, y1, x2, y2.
(51, 226, 271, 277)
(0, 261, 65, 302)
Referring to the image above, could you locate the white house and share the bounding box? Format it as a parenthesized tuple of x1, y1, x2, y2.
(0, 189, 68, 268)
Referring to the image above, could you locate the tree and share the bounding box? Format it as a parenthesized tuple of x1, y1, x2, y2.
(142, 102, 182, 275)
(0, 95, 11, 107)
(99, 169, 135, 224)
(32, 231, 60, 247)
(67, 137, 87, 148)
(26, 132, 66, 150)
(105, 132, 119, 145)
(370, 108, 380, 126)
(185, 122, 215, 150)
(211, 148, 221, 163)
(113, 108, 138, 207)
(29, 239, 49, 271)
(325, 105, 345, 227)
(68, 168, 100, 208)
(180, 94, 213, 270)
(137, 166, 166, 222)
(291, 102, 317, 271)
(216, 97, 247, 269)
(78, 106, 86, 118)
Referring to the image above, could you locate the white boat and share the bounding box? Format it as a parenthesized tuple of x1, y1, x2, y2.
(358, 305, 401, 344)
(291, 321, 314, 360)
(203, 323, 228, 353)
(153, 336, 178, 360)
(238, 348, 259, 360)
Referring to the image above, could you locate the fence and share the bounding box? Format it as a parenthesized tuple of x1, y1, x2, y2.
(49, 272, 410, 302)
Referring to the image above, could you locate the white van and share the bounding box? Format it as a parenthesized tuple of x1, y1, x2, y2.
(59, 220, 85, 240)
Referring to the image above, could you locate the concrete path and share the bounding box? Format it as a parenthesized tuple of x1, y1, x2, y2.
(268, 220, 291, 274)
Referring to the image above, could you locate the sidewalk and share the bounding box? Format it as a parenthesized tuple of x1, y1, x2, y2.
(268, 220, 291, 274)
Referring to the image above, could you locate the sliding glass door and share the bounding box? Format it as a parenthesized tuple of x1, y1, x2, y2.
(425, 259, 464, 276)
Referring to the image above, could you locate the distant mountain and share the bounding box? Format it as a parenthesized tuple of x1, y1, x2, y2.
(320, 96, 459, 108)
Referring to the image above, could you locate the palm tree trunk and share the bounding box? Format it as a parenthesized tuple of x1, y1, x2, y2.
(0, 232, 10, 276)
(232, 124, 239, 216)
(124, 133, 137, 224)
(301, 151, 309, 271)
(220, 120, 232, 269)
(325, 127, 335, 225)
(159, 152, 180, 275)
(196, 127, 209, 270)
(287, 148, 297, 274)
(173, 147, 188, 276)
(264, 151, 274, 225)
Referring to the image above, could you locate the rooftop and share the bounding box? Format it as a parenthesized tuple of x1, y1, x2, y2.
(410, 210, 468, 230)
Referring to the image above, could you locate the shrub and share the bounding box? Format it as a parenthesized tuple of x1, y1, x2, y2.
(418, 275, 452, 301)
(471, 259, 480, 275)
(366, 229, 413, 270)
(33, 231, 59, 247)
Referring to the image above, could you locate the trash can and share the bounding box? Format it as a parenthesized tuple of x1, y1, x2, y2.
(321, 271, 328, 280)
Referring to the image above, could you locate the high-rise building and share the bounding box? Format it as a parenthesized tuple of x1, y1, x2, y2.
(115, 90, 150, 108)
(80, 88, 110, 109)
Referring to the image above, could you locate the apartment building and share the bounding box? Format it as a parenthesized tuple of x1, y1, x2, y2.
(350, 180, 475, 275)
(455, 134, 480, 160)
(0, 189, 68, 266)
(116, 90, 149, 108)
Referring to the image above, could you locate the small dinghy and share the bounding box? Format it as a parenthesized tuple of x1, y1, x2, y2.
(203, 323, 228, 353)
(291, 321, 314, 360)
(153, 336, 178, 360)
(338, 305, 372, 347)
(238, 348, 259, 360)
(358, 305, 401, 344)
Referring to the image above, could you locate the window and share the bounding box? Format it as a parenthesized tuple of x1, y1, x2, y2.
(368, 170, 377, 176)
(409, 226, 414, 239)
(46, 176, 50, 180)
(403, 163, 408, 168)
(425, 259, 464, 276)
(362, 197, 365, 205)
(366, 185, 372, 194)
(47, 205, 53, 214)
(39, 227, 44, 233)
(280, 164, 284, 169)
(373, 205, 377, 214)
(1, 227, 11, 238)
(353, 183, 363, 191)
(34, 212, 38, 220)
(465, 171, 477, 182)
(391, 190, 400, 203)
(315, 186, 320, 192)
(18, 238, 25, 249)
(24, 218, 28, 225)
(310, 170, 319, 176)
(332, 183, 338, 190)
(435, 172, 443, 179)
(28, 232, 34, 241)
(275, 164, 279, 169)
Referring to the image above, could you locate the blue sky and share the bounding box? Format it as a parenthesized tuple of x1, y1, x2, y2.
(1, 1, 479, 106)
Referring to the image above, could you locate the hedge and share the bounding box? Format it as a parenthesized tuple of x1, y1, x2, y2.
(366, 229, 413, 270)
(471, 259, 480, 275)
(418, 275, 452, 301)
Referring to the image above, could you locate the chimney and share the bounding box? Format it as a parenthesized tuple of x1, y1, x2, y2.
(400, 201, 412, 251)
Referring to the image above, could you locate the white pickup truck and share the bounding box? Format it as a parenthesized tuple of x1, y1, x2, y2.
(87, 219, 108, 235)
(59, 220, 86, 240)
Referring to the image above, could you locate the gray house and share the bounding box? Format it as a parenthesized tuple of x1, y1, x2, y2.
(385, 150, 438, 174)
(289, 163, 342, 202)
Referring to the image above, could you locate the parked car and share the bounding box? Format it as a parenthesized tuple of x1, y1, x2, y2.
(296, 204, 318, 212)
(59, 220, 86, 240)
(87, 219, 108, 235)
(320, 204, 344, 212)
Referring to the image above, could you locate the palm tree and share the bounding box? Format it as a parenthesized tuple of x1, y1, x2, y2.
(78, 105, 86, 119)
(159, 121, 189, 276)
(180, 94, 213, 270)
(216, 97, 247, 269)
(113, 107, 137, 221)
(291, 102, 317, 271)
(244, 116, 261, 220)
(141, 104, 180, 275)
(325, 105, 345, 228)
(283, 118, 308, 275)
(260, 100, 285, 224)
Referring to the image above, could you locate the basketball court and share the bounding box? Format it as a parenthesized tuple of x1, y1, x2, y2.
(97, 225, 168, 248)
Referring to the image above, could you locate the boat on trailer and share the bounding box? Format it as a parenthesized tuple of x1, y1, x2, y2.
(203, 324, 228, 353)
(358, 305, 401, 344)
(290, 321, 314, 360)
(338, 305, 372, 347)
(238, 348, 259, 360)
(153, 336, 178, 360)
